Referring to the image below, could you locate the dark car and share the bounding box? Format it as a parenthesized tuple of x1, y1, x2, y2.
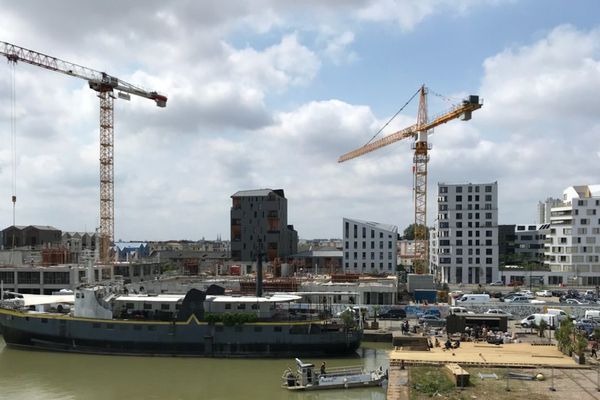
(418, 315, 446, 327)
(378, 308, 407, 320)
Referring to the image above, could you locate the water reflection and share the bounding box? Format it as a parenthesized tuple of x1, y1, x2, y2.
(0, 338, 389, 400)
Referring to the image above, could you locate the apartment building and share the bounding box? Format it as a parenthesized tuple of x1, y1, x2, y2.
(430, 182, 499, 284)
(230, 189, 298, 262)
(544, 185, 600, 285)
(342, 218, 397, 275)
(537, 197, 563, 224)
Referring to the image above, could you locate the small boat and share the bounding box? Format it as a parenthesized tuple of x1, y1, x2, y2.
(282, 358, 387, 391)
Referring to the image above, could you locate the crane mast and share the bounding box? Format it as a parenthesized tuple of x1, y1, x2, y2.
(339, 85, 482, 275)
(1, 41, 167, 263)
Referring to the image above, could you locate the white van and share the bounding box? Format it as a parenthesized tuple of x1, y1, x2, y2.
(546, 308, 571, 321)
(457, 294, 490, 304)
(584, 309, 600, 319)
(520, 313, 558, 329)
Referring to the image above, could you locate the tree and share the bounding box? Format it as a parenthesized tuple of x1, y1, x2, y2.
(403, 224, 429, 240)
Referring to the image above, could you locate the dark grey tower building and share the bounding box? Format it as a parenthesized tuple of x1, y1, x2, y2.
(230, 189, 298, 262)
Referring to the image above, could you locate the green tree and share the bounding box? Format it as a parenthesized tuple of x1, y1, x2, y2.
(403, 224, 428, 240)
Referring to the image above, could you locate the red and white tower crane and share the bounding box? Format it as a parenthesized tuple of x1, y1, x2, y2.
(1, 41, 167, 263)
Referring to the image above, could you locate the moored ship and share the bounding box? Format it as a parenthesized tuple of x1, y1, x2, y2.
(0, 283, 362, 357)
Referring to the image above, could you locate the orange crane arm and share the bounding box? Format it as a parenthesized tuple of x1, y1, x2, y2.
(338, 96, 482, 163)
(0, 41, 167, 107)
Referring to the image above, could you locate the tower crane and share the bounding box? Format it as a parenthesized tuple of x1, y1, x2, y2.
(1, 41, 167, 263)
(338, 85, 482, 275)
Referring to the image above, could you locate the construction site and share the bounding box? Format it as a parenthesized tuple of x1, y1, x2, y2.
(386, 335, 600, 400)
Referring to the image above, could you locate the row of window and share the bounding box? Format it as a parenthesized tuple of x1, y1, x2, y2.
(438, 239, 494, 246)
(344, 262, 394, 270)
(439, 221, 493, 228)
(344, 222, 393, 240)
(439, 203, 493, 211)
(439, 185, 493, 194)
(438, 257, 495, 265)
(344, 241, 394, 250)
(344, 251, 394, 260)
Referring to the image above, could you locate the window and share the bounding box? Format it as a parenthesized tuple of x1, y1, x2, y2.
(457, 231, 463, 237)
(486, 230, 492, 237)
(456, 213, 462, 220)
(485, 195, 492, 201)
(485, 186, 492, 192)
(475, 186, 480, 193)
(456, 186, 462, 193)
(362, 227, 366, 238)
(485, 213, 492, 219)
(225, 303, 231, 309)
(440, 186, 448, 193)
(486, 258, 493, 264)
(456, 195, 462, 202)
(161, 304, 170, 311)
(143, 303, 152, 310)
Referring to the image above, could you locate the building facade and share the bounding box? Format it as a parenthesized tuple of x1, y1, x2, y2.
(430, 182, 499, 284)
(230, 189, 298, 262)
(544, 185, 600, 285)
(537, 197, 563, 224)
(514, 224, 549, 266)
(342, 218, 398, 275)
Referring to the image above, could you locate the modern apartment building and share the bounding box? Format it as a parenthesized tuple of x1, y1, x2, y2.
(514, 224, 549, 266)
(537, 197, 563, 224)
(342, 218, 397, 274)
(230, 189, 298, 262)
(544, 185, 600, 285)
(430, 182, 499, 284)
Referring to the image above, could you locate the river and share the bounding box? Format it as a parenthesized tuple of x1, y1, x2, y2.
(0, 338, 390, 400)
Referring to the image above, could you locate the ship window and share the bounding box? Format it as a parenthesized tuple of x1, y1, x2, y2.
(254, 326, 263, 332)
(93, 323, 101, 329)
(143, 303, 152, 310)
(225, 303, 231, 310)
(125, 303, 134, 309)
(251, 304, 258, 310)
(274, 326, 282, 332)
(133, 325, 142, 331)
(237, 304, 246, 310)
(161, 304, 170, 310)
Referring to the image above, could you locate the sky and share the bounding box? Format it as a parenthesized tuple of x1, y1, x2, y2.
(0, 0, 599, 241)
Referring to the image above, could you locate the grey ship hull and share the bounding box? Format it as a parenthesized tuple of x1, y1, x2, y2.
(0, 309, 361, 357)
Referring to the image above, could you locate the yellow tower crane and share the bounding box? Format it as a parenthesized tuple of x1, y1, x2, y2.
(1, 41, 167, 263)
(338, 85, 482, 275)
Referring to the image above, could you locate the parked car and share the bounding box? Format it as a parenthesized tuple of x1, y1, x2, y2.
(456, 294, 490, 304)
(535, 290, 552, 297)
(504, 296, 530, 303)
(422, 309, 441, 318)
(418, 315, 446, 327)
(449, 306, 474, 315)
(484, 308, 515, 320)
(378, 308, 406, 320)
(489, 280, 504, 286)
(566, 298, 590, 305)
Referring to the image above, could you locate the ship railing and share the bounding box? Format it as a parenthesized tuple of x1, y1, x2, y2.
(319, 365, 364, 377)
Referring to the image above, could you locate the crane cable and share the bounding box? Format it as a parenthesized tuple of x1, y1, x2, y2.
(364, 86, 421, 146)
(10, 60, 17, 227)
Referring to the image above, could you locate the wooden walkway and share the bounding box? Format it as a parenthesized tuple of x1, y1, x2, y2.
(386, 364, 409, 400)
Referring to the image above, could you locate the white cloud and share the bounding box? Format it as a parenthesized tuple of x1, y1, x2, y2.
(323, 30, 358, 65)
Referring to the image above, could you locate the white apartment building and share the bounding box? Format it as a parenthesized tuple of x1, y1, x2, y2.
(342, 218, 397, 274)
(537, 197, 562, 224)
(544, 185, 600, 285)
(430, 182, 499, 284)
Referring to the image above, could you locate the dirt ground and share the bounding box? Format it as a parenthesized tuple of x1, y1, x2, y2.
(409, 366, 600, 400)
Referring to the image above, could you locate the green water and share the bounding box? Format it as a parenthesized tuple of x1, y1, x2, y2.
(0, 338, 390, 400)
